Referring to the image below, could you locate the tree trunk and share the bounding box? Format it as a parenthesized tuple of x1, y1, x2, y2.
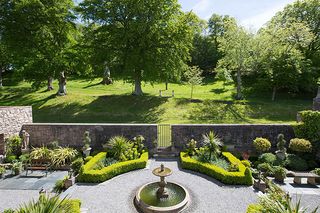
(272, 86, 277, 101)
(190, 85, 194, 100)
(236, 69, 242, 100)
(57, 72, 67, 96)
(165, 82, 168, 90)
(133, 76, 143, 96)
(47, 77, 54, 91)
(0, 69, 3, 88)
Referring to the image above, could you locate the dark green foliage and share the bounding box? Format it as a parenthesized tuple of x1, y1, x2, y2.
(19, 154, 30, 164)
(258, 153, 277, 165)
(77, 152, 148, 183)
(285, 154, 308, 171)
(277, 134, 286, 152)
(105, 158, 118, 167)
(53, 178, 66, 194)
(257, 163, 274, 176)
(71, 158, 84, 175)
(185, 139, 198, 156)
(181, 152, 253, 185)
(132, 135, 145, 154)
(5, 155, 17, 163)
(289, 138, 312, 153)
(273, 166, 286, 181)
(5, 135, 22, 156)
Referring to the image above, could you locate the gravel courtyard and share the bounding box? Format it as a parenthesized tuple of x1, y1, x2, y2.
(62, 159, 258, 213)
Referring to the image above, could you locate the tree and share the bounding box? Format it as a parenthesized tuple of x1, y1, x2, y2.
(184, 66, 203, 100)
(0, 42, 11, 88)
(0, 0, 76, 93)
(217, 20, 253, 100)
(78, 0, 195, 96)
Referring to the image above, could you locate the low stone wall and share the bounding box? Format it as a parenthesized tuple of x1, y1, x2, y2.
(0, 106, 33, 137)
(22, 123, 158, 150)
(171, 124, 295, 153)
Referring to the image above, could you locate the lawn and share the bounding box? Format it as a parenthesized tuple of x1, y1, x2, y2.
(0, 78, 312, 124)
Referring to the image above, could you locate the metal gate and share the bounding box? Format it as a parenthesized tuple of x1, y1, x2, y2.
(157, 124, 172, 147)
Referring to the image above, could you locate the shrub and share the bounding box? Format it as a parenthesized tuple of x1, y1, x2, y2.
(293, 110, 320, 143)
(273, 166, 286, 181)
(185, 139, 198, 156)
(5, 155, 17, 163)
(5, 135, 22, 156)
(71, 158, 84, 175)
(253, 138, 271, 153)
(258, 153, 277, 165)
(84, 156, 93, 163)
(276, 134, 286, 152)
(311, 168, 320, 176)
(51, 147, 78, 168)
(53, 177, 68, 193)
(0, 166, 5, 176)
(202, 131, 223, 160)
(104, 136, 131, 161)
(241, 160, 251, 168)
(19, 154, 30, 164)
(180, 152, 253, 185)
(257, 163, 273, 176)
(285, 154, 308, 171)
(4, 195, 81, 213)
(289, 138, 312, 153)
(77, 152, 149, 183)
(30, 147, 53, 160)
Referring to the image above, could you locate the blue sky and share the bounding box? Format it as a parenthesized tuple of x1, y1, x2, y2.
(179, 0, 296, 30)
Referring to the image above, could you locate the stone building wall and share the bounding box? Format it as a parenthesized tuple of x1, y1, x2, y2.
(22, 123, 158, 151)
(0, 106, 33, 137)
(171, 124, 295, 153)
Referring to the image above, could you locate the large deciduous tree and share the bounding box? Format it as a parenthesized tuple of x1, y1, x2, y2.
(0, 0, 76, 94)
(78, 0, 195, 96)
(216, 20, 253, 100)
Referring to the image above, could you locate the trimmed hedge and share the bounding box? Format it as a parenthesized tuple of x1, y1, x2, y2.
(63, 199, 82, 213)
(77, 152, 148, 183)
(180, 152, 253, 185)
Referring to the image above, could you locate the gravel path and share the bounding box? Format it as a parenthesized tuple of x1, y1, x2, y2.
(0, 189, 39, 212)
(63, 159, 258, 213)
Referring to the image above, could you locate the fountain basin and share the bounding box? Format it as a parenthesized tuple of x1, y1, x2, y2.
(135, 182, 190, 213)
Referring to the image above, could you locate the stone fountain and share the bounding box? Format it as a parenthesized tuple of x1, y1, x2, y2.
(135, 164, 190, 213)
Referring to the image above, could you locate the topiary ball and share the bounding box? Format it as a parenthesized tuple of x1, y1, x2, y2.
(289, 138, 312, 153)
(253, 138, 271, 153)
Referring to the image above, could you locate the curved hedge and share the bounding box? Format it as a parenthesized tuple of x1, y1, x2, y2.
(77, 152, 149, 183)
(180, 152, 253, 185)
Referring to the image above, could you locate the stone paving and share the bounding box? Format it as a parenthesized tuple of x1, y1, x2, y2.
(0, 170, 68, 212)
(62, 159, 258, 213)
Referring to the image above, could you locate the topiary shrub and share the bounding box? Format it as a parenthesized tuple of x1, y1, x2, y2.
(273, 166, 286, 183)
(257, 163, 273, 176)
(289, 138, 312, 153)
(253, 138, 271, 153)
(180, 152, 253, 185)
(241, 160, 251, 168)
(285, 154, 308, 171)
(258, 153, 277, 165)
(71, 158, 84, 175)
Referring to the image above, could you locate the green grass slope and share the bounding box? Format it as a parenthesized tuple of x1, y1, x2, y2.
(0, 78, 312, 124)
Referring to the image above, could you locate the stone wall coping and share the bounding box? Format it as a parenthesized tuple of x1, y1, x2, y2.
(171, 124, 293, 126)
(24, 123, 158, 126)
(0, 106, 32, 109)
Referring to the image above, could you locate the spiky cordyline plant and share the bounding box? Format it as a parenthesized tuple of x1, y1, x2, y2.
(202, 131, 223, 161)
(106, 136, 131, 161)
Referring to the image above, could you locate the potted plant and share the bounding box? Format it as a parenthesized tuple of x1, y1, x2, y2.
(11, 161, 22, 176)
(273, 166, 286, 183)
(0, 166, 6, 178)
(82, 131, 92, 157)
(275, 134, 286, 160)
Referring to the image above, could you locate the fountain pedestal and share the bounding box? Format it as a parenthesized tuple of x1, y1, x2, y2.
(153, 164, 172, 199)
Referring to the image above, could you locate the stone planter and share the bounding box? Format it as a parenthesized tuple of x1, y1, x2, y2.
(274, 174, 285, 183)
(83, 147, 92, 157)
(253, 179, 267, 193)
(64, 176, 75, 189)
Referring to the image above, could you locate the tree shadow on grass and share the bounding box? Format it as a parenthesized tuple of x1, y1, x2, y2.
(33, 95, 168, 123)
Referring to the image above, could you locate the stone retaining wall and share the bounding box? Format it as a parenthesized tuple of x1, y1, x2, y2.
(0, 106, 33, 137)
(22, 123, 158, 150)
(171, 124, 295, 153)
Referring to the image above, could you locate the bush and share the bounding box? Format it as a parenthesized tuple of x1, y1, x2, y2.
(311, 168, 320, 176)
(285, 154, 308, 171)
(293, 110, 320, 143)
(77, 152, 149, 183)
(289, 138, 312, 153)
(84, 156, 93, 163)
(253, 138, 271, 153)
(71, 158, 84, 175)
(258, 153, 276, 165)
(180, 152, 253, 185)
(5, 155, 17, 163)
(5, 135, 22, 156)
(273, 166, 286, 181)
(257, 163, 273, 176)
(241, 160, 251, 168)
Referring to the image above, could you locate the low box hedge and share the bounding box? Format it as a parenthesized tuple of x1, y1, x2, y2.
(180, 152, 253, 185)
(77, 152, 149, 183)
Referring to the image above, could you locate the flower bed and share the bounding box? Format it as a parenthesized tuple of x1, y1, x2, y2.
(180, 152, 253, 185)
(77, 152, 149, 183)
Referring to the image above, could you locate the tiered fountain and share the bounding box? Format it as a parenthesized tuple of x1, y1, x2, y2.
(135, 164, 190, 213)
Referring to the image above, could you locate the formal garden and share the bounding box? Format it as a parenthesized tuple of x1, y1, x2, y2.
(1, 0, 320, 212)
